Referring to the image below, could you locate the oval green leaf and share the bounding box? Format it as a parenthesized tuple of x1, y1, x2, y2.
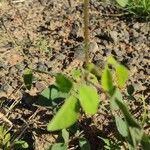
(62, 129, 69, 144)
(116, 0, 128, 7)
(47, 96, 80, 131)
(48, 143, 67, 150)
(56, 73, 73, 93)
(23, 68, 33, 90)
(79, 138, 91, 150)
(4, 133, 11, 144)
(107, 56, 118, 66)
(115, 117, 128, 137)
(37, 85, 67, 106)
(127, 85, 135, 95)
(110, 88, 123, 111)
(101, 67, 114, 94)
(79, 85, 99, 115)
(14, 140, 29, 149)
(71, 69, 82, 81)
(141, 133, 150, 150)
(115, 99, 140, 128)
(115, 65, 129, 88)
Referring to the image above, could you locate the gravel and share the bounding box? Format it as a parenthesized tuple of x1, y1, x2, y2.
(0, 0, 149, 148)
(0, 0, 149, 101)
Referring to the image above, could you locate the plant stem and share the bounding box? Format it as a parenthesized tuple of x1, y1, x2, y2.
(84, 0, 90, 67)
(32, 69, 55, 77)
(141, 95, 147, 126)
(0, 18, 18, 47)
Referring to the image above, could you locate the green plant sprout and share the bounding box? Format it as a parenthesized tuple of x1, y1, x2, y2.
(116, 0, 150, 20)
(23, 58, 150, 150)
(23, 0, 150, 149)
(0, 125, 28, 150)
(35, 37, 50, 53)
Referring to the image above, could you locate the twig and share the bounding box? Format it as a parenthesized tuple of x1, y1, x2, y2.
(0, 112, 13, 127)
(11, 0, 25, 3)
(84, 0, 90, 67)
(5, 85, 23, 117)
(0, 18, 19, 47)
(32, 69, 55, 77)
(100, 12, 130, 17)
(11, 108, 40, 145)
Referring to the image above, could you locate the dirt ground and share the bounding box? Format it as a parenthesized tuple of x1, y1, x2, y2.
(0, 0, 150, 149)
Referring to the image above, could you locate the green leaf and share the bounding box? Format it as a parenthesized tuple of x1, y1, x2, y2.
(37, 85, 67, 106)
(47, 96, 80, 131)
(38, 86, 54, 106)
(79, 138, 91, 150)
(129, 127, 143, 147)
(99, 137, 110, 146)
(71, 69, 82, 81)
(14, 140, 29, 149)
(106, 56, 129, 88)
(115, 65, 129, 88)
(23, 68, 33, 90)
(110, 88, 122, 111)
(48, 143, 67, 150)
(87, 73, 99, 85)
(101, 67, 114, 94)
(62, 129, 69, 144)
(115, 99, 141, 128)
(0, 126, 3, 135)
(115, 99, 144, 148)
(79, 85, 99, 115)
(115, 117, 128, 137)
(56, 73, 73, 93)
(127, 85, 135, 95)
(98, 137, 111, 150)
(141, 133, 150, 150)
(107, 56, 118, 66)
(116, 0, 128, 7)
(86, 63, 101, 78)
(4, 133, 10, 145)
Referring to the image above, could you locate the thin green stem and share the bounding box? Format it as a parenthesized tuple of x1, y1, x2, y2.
(141, 95, 147, 126)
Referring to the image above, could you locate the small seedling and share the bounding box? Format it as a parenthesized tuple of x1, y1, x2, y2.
(0, 126, 28, 150)
(22, 0, 150, 149)
(35, 37, 50, 53)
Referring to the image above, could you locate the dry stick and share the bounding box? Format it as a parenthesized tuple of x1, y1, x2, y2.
(83, 0, 90, 82)
(10, 108, 40, 146)
(5, 85, 24, 117)
(11, 0, 25, 3)
(32, 69, 55, 77)
(84, 0, 90, 67)
(0, 18, 18, 47)
(100, 12, 130, 17)
(0, 112, 13, 127)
